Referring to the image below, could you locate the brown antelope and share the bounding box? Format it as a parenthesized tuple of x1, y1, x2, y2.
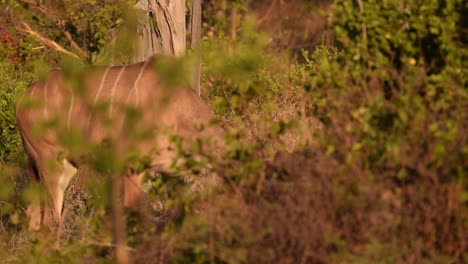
(15, 56, 222, 231)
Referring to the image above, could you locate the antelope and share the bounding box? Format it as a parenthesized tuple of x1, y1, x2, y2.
(15, 56, 222, 231)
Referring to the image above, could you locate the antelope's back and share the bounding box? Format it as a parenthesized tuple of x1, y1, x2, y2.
(15, 59, 218, 156)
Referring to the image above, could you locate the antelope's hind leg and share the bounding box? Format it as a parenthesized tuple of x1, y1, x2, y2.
(25, 159, 42, 231)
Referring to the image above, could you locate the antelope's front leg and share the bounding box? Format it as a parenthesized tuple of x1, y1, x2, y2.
(41, 159, 78, 228)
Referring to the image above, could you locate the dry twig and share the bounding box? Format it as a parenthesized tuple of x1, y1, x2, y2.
(20, 22, 81, 60)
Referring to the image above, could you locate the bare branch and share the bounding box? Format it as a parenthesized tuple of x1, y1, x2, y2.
(64, 31, 87, 57)
(356, 0, 368, 51)
(19, 1, 86, 57)
(20, 22, 81, 60)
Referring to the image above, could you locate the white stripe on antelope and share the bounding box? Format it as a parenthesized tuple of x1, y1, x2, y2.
(15, 56, 222, 231)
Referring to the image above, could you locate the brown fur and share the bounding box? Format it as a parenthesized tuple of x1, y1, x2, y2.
(15, 57, 221, 230)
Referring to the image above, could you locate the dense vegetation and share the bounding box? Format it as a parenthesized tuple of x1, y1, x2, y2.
(1, 0, 467, 263)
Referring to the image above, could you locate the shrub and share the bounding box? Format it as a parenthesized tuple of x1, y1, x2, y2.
(0, 60, 34, 164)
(6, 0, 133, 63)
(296, 0, 467, 261)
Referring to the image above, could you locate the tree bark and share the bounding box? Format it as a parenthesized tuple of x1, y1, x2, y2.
(190, 0, 202, 95)
(134, 0, 186, 61)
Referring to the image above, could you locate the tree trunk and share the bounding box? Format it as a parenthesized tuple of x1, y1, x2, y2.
(190, 0, 202, 95)
(135, 0, 202, 94)
(134, 0, 186, 61)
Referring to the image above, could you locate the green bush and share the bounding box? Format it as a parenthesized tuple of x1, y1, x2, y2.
(327, 0, 467, 191)
(7, 0, 133, 63)
(0, 61, 33, 164)
(296, 0, 467, 261)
